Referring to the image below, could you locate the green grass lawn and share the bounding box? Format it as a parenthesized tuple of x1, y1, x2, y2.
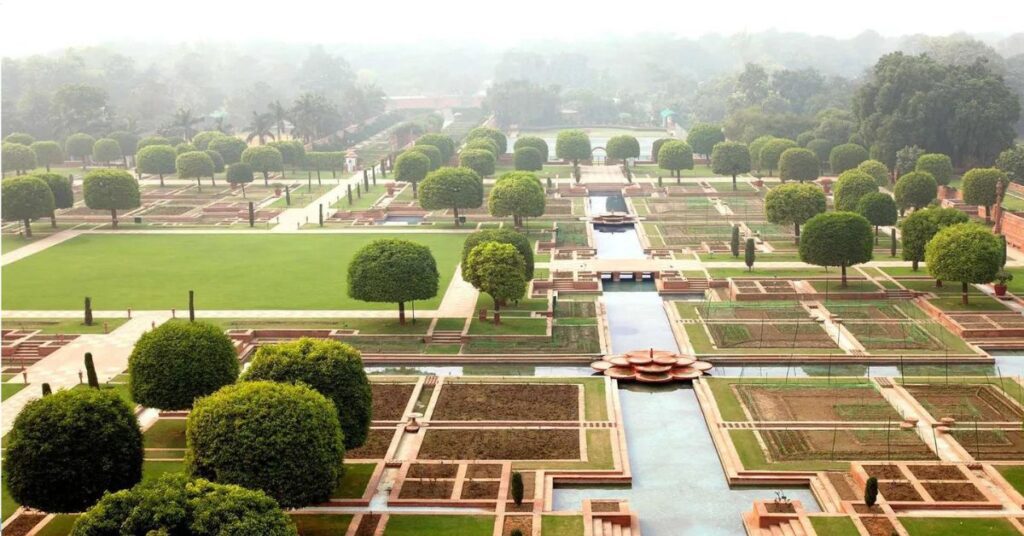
(707, 266, 834, 279)
(331, 182, 391, 211)
(809, 280, 882, 293)
(541, 515, 585, 536)
(266, 183, 335, 209)
(383, 515, 494, 536)
(1, 383, 27, 401)
(730, 429, 849, 471)
(468, 317, 547, 335)
(2, 234, 465, 310)
(996, 465, 1024, 496)
(809, 516, 860, 536)
(142, 460, 185, 483)
(292, 514, 354, 535)
(332, 463, 376, 498)
(2, 480, 17, 521)
(72, 383, 133, 406)
(706, 377, 876, 421)
(208, 317, 430, 334)
(633, 163, 718, 178)
(1, 318, 129, 334)
(144, 419, 187, 451)
(899, 280, 1009, 312)
(2, 222, 83, 254)
(899, 517, 1019, 536)
(35, 514, 79, 536)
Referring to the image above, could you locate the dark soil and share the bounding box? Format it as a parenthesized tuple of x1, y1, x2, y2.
(502, 515, 532, 536)
(922, 481, 986, 502)
(372, 383, 415, 421)
(1, 514, 46, 536)
(826, 472, 859, 500)
(878, 481, 923, 501)
(860, 516, 896, 536)
(398, 480, 454, 499)
(407, 463, 459, 478)
(347, 428, 395, 459)
(907, 464, 968, 481)
(862, 464, 907, 480)
(764, 502, 797, 513)
(461, 480, 500, 499)
(466, 463, 503, 478)
(506, 472, 536, 500)
(355, 514, 380, 536)
(904, 384, 1024, 422)
(418, 429, 580, 460)
(431, 383, 580, 421)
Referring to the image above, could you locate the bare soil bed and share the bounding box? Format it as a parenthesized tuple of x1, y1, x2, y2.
(706, 321, 837, 349)
(372, 383, 415, 421)
(862, 464, 908, 480)
(951, 429, 1024, 460)
(879, 481, 923, 501)
(461, 480, 500, 499)
(908, 464, 968, 481)
(826, 472, 859, 500)
(347, 428, 395, 459)
(506, 471, 536, 500)
(355, 514, 380, 536)
(904, 384, 1024, 422)
(591, 501, 622, 512)
(407, 463, 459, 478)
(417, 429, 581, 460)
(763, 502, 797, 513)
(398, 480, 454, 499)
(860, 516, 896, 536)
(922, 482, 986, 502)
(1, 514, 45, 536)
(502, 515, 532, 536)
(431, 383, 580, 421)
(466, 463, 503, 478)
(736, 384, 899, 421)
(761, 430, 936, 462)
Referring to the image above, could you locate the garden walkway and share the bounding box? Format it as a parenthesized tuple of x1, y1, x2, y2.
(270, 169, 365, 232)
(579, 164, 627, 184)
(1, 230, 84, 266)
(435, 266, 479, 318)
(0, 312, 171, 436)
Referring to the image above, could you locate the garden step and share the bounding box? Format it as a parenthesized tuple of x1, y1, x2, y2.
(592, 519, 604, 535)
(789, 520, 807, 536)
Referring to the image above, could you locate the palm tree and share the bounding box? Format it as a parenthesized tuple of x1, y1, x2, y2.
(268, 100, 289, 139)
(245, 112, 276, 145)
(213, 115, 234, 135)
(171, 108, 204, 141)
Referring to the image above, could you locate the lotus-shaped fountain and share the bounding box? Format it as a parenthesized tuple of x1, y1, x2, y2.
(590, 348, 712, 383)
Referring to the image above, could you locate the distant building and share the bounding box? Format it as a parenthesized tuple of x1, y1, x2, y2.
(385, 95, 483, 111)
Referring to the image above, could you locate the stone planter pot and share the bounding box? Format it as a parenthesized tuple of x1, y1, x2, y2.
(995, 284, 1008, 297)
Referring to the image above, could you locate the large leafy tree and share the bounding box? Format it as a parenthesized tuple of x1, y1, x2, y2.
(4, 388, 142, 513)
(513, 135, 549, 162)
(488, 172, 545, 227)
(226, 163, 255, 196)
(177, 151, 216, 189)
(129, 320, 239, 410)
(136, 144, 177, 186)
(348, 239, 439, 324)
(71, 474, 297, 536)
(462, 228, 534, 280)
(893, 171, 937, 212)
(2, 176, 55, 237)
(30, 141, 64, 172)
(466, 126, 508, 155)
(31, 172, 74, 227)
(465, 242, 527, 313)
(606, 135, 640, 173)
(4, 132, 35, 145)
(419, 167, 484, 226)
(710, 141, 751, 190)
(915, 153, 954, 186)
(833, 169, 879, 211)
(186, 381, 344, 508)
(192, 130, 227, 151)
(657, 140, 694, 180)
(961, 167, 1009, 222)
(686, 123, 725, 160)
(900, 207, 968, 270)
(83, 169, 140, 228)
(2, 142, 37, 176)
(856, 192, 898, 242)
(459, 148, 496, 177)
(243, 338, 371, 449)
(91, 138, 122, 166)
(394, 150, 432, 198)
(267, 140, 305, 172)
(996, 145, 1024, 184)
(828, 143, 869, 174)
(926, 223, 1003, 304)
(417, 133, 456, 164)
(764, 182, 826, 243)
(798, 211, 874, 286)
(208, 137, 248, 165)
(759, 138, 798, 176)
(779, 147, 819, 183)
(241, 146, 284, 186)
(555, 130, 592, 175)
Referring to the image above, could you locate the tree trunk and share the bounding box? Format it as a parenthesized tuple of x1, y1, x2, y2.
(453, 206, 460, 226)
(875, 225, 879, 245)
(211, 174, 216, 186)
(23, 218, 32, 238)
(110, 209, 119, 229)
(263, 171, 270, 186)
(841, 264, 848, 288)
(912, 259, 919, 271)
(197, 178, 202, 192)
(241, 183, 246, 198)
(794, 222, 801, 245)
(962, 281, 969, 305)
(159, 173, 165, 187)
(398, 301, 406, 324)
(732, 174, 737, 191)
(45, 164, 51, 172)
(50, 212, 57, 228)
(413, 181, 418, 199)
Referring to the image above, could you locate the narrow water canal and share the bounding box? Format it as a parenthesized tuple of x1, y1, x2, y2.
(588, 194, 646, 260)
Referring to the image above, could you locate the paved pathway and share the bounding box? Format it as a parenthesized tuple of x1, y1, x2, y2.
(270, 165, 386, 232)
(1, 312, 171, 436)
(1, 230, 85, 266)
(579, 164, 627, 184)
(435, 266, 479, 318)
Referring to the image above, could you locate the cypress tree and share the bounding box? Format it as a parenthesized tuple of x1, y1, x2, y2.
(890, 228, 897, 257)
(864, 476, 878, 507)
(511, 471, 524, 506)
(84, 297, 93, 326)
(731, 225, 741, 257)
(41, 383, 52, 396)
(744, 238, 756, 271)
(85, 352, 99, 388)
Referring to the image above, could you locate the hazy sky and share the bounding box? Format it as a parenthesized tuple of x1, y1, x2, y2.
(1, 0, 1019, 56)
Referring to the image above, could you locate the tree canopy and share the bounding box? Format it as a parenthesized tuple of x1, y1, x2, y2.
(856, 192, 898, 236)
(657, 140, 694, 178)
(5, 132, 35, 145)
(829, 143, 869, 174)
(488, 171, 545, 226)
(833, 169, 879, 211)
(176, 151, 216, 187)
(2, 176, 55, 236)
(32, 172, 74, 210)
(764, 182, 826, 242)
(798, 211, 874, 285)
(514, 146, 544, 171)
(606, 135, 640, 162)
(82, 169, 140, 227)
(759, 138, 798, 176)
(779, 147, 819, 183)
(65, 133, 96, 161)
(926, 223, 1003, 304)
(464, 241, 527, 312)
(136, 144, 177, 185)
(2, 142, 37, 175)
(686, 123, 725, 159)
(555, 130, 592, 165)
(710, 141, 751, 189)
(462, 228, 534, 280)
(513, 135, 548, 161)
(465, 137, 499, 157)
(996, 145, 1024, 184)
(915, 153, 954, 186)
(857, 159, 890, 187)
(92, 138, 122, 164)
(394, 150, 432, 195)
(347, 238, 439, 323)
(899, 207, 969, 270)
(416, 133, 456, 163)
(418, 166, 484, 225)
(961, 167, 1009, 221)
(459, 148, 496, 177)
(466, 126, 508, 154)
(893, 171, 938, 211)
(208, 137, 248, 165)
(241, 146, 284, 185)
(410, 144, 443, 170)
(30, 140, 64, 171)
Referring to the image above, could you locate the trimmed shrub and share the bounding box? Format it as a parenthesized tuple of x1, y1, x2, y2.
(462, 228, 534, 279)
(514, 146, 544, 171)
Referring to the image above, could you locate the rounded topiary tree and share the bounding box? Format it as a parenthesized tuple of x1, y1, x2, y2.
(225, 163, 255, 197)
(4, 388, 143, 512)
(857, 192, 898, 242)
(833, 169, 879, 212)
(900, 207, 969, 271)
(2, 176, 55, 237)
(136, 136, 172, 151)
(83, 168, 140, 228)
(176, 142, 198, 155)
(915, 153, 954, 187)
(419, 166, 483, 226)
(749, 135, 776, 174)
(192, 130, 227, 151)
(348, 238, 439, 324)
(806, 139, 834, 170)
(711, 141, 751, 190)
(857, 159, 890, 188)
(657, 140, 694, 180)
(129, 320, 240, 410)
(926, 223, 1003, 305)
(462, 228, 534, 280)
(686, 123, 725, 161)
(136, 144, 178, 186)
(778, 147, 820, 183)
(465, 137, 499, 157)
(466, 126, 507, 155)
(2, 142, 37, 176)
(30, 140, 65, 172)
(5, 132, 35, 145)
(652, 138, 673, 162)
(208, 137, 248, 165)
(241, 146, 283, 186)
(961, 167, 1009, 222)
(555, 130, 592, 175)
(205, 149, 225, 174)
(488, 171, 545, 227)
(92, 138, 122, 166)
(71, 474, 297, 536)
(798, 211, 874, 286)
(606, 135, 640, 166)
(242, 338, 371, 449)
(759, 138, 797, 176)
(996, 145, 1024, 184)
(465, 241, 527, 313)
(31, 172, 74, 227)
(186, 381, 344, 508)
(764, 182, 827, 244)
(513, 135, 548, 162)
(65, 133, 96, 167)
(410, 144, 443, 170)
(829, 143, 869, 174)
(394, 150, 432, 198)
(416, 133, 455, 163)
(893, 171, 938, 213)
(459, 148, 496, 177)
(176, 151, 216, 190)
(514, 146, 544, 171)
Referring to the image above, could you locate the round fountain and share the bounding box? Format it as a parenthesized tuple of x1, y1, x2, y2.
(590, 348, 713, 383)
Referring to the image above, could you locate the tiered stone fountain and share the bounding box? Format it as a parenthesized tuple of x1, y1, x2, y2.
(590, 348, 713, 383)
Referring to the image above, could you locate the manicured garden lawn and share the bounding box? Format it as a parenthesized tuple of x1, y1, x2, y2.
(292, 514, 354, 535)
(2, 222, 82, 254)
(266, 183, 335, 209)
(2, 383, 28, 401)
(144, 419, 187, 450)
(541, 515, 585, 536)
(73, 383, 133, 405)
(730, 430, 849, 471)
(331, 182, 391, 211)
(996, 465, 1024, 495)
(898, 280, 1008, 312)
(809, 516, 860, 536)
(2, 233, 465, 310)
(2, 480, 18, 521)
(142, 460, 185, 483)
(468, 317, 547, 335)
(36, 514, 79, 536)
(332, 463, 376, 498)
(1, 318, 129, 334)
(706, 266, 833, 279)
(899, 517, 1019, 536)
(382, 515, 494, 535)
(208, 317, 430, 334)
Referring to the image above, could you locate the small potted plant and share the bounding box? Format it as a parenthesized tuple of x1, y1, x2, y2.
(993, 270, 1013, 297)
(273, 183, 283, 197)
(753, 174, 764, 188)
